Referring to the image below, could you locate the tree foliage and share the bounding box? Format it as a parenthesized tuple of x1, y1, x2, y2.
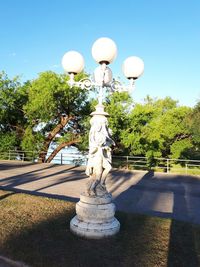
(105, 92, 133, 153)
(120, 97, 193, 160)
(0, 71, 28, 151)
(23, 71, 92, 162)
(185, 100, 200, 159)
(0, 70, 200, 163)
(188, 101, 200, 143)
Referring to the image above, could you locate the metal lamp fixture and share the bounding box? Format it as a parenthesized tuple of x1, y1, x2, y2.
(62, 37, 144, 239)
(61, 37, 144, 104)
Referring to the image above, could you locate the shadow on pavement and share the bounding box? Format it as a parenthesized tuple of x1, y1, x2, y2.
(0, 161, 35, 170)
(113, 170, 200, 224)
(0, 165, 86, 190)
(0, 187, 79, 203)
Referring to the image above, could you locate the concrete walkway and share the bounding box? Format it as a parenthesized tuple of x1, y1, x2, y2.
(1, 160, 200, 224)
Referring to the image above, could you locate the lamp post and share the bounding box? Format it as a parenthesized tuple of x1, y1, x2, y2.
(62, 37, 144, 239)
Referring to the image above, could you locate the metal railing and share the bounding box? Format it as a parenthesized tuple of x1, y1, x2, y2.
(0, 150, 87, 166)
(112, 155, 200, 175)
(0, 150, 200, 175)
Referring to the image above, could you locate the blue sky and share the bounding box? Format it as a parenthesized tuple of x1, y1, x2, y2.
(0, 0, 200, 107)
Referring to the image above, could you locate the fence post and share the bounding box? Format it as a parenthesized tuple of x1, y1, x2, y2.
(167, 159, 169, 173)
(8, 150, 11, 160)
(185, 163, 188, 174)
(126, 156, 129, 169)
(61, 153, 63, 165)
(22, 153, 25, 162)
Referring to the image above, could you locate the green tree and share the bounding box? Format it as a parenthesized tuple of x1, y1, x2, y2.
(24, 71, 92, 162)
(121, 96, 162, 156)
(148, 106, 192, 158)
(0, 71, 28, 151)
(185, 100, 200, 159)
(121, 97, 193, 161)
(0, 132, 17, 153)
(105, 91, 133, 154)
(189, 101, 200, 143)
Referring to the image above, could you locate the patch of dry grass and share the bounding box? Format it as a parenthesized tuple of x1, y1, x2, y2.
(0, 190, 200, 267)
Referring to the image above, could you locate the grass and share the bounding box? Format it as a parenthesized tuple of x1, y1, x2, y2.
(117, 164, 200, 176)
(0, 190, 200, 267)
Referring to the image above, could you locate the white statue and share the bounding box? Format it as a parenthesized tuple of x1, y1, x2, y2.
(85, 114, 115, 196)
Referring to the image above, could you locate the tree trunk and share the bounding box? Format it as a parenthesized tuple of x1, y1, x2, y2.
(46, 139, 80, 163)
(38, 115, 73, 163)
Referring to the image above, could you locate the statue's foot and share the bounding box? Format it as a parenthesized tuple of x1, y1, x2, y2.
(95, 183, 108, 197)
(89, 190, 96, 196)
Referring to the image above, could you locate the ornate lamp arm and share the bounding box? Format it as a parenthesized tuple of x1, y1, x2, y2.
(67, 67, 136, 105)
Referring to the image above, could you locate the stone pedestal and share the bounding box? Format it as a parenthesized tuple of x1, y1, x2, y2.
(70, 192, 120, 239)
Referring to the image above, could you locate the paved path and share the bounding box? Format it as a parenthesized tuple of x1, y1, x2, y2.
(1, 160, 200, 224)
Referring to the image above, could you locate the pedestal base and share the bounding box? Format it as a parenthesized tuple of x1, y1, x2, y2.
(70, 192, 120, 239)
(70, 216, 120, 239)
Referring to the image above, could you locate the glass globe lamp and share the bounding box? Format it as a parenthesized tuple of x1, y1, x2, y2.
(62, 51, 84, 74)
(122, 56, 144, 79)
(92, 37, 117, 65)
